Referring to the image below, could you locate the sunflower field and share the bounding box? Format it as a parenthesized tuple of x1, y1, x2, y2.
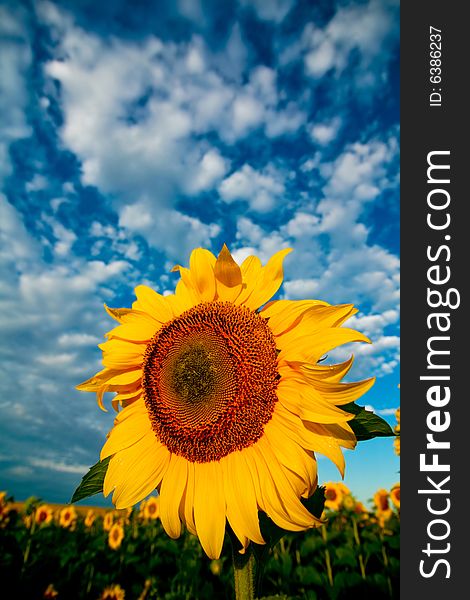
(0, 482, 399, 600)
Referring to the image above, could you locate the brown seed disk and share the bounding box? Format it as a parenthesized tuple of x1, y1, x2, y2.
(142, 301, 279, 463)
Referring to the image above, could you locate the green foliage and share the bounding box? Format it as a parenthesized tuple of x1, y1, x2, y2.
(341, 403, 395, 441)
(0, 496, 400, 599)
(71, 456, 110, 503)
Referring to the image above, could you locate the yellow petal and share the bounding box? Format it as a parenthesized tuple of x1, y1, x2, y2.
(235, 255, 262, 306)
(278, 328, 370, 364)
(101, 400, 151, 459)
(302, 422, 351, 477)
(104, 432, 169, 508)
(264, 420, 317, 497)
(193, 462, 226, 559)
(132, 285, 174, 322)
(222, 453, 265, 547)
(113, 444, 169, 508)
(159, 454, 188, 539)
(243, 248, 292, 310)
(104, 305, 136, 323)
(189, 248, 217, 301)
(274, 405, 348, 476)
(309, 377, 376, 405)
(180, 462, 197, 535)
(277, 304, 357, 346)
(214, 244, 243, 286)
(173, 279, 197, 314)
(286, 357, 355, 383)
(277, 379, 354, 424)
(173, 266, 201, 304)
(260, 299, 329, 335)
(99, 339, 146, 369)
(247, 439, 319, 531)
(106, 320, 160, 342)
(76, 368, 141, 391)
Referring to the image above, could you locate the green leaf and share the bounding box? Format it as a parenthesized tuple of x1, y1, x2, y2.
(341, 402, 395, 441)
(71, 456, 110, 503)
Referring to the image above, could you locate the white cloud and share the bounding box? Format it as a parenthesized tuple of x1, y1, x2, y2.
(119, 203, 220, 261)
(240, 0, 295, 23)
(219, 164, 285, 212)
(232, 94, 265, 136)
(0, 5, 32, 183)
(58, 333, 101, 347)
(185, 148, 230, 194)
(303, 0, 397, 85)
(29, 458, 92, 475)
(310, 118, 341, 145)
(25, 174, 49, 193)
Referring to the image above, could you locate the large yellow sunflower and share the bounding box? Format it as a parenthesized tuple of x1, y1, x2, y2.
(77, 245, 374, 559)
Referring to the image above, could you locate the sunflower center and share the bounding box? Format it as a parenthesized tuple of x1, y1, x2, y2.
(379, 496, 389, 511)
(170, 343, 217, 404)
(142, 301, 279, 462)
(326, 489, 337, 501)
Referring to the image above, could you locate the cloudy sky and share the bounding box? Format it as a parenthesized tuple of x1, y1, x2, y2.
(0, 0, 400, 506)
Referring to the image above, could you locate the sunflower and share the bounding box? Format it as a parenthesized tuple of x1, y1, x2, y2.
(393, 436, 400, 456)
(143, 496, 159, 520)
(393, 407, 400, 456)
(390, 483, 400, 509)
(342, 494, 355, 511)
(84, 509, 96, 528)
(99, 584, 125, 600)
(0, 492, 11, 526)
(353, 500, 369, 518)
(43, 584, 59, 599)
(59, 505, 77, 529)
(78, 245, 374, 559)
(35, 504, 53, 526)
(373, 489, 393, 525)
(323, 482, 346, 511)
(108, 522, 125, 550)
(103, 511, 114, 531)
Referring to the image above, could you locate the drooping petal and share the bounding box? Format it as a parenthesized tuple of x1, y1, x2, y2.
(307, 377, 376, 405)
(264, 420, 317, 498)
(260, 299, 329, 335)
(76, 368, 141, 392)
(179, 461, 197, 535)
(159, 454, 188, 539)
(282, 356, 356, 383)
(277, 379, 354, 424)
(276, 304, 357, 346)
(193, 461, 226, 559)
(246, 439, 320, 531)
(278, 328, 371, 364)
(104, 432, 170, 508)
(222, 452, 265, 548)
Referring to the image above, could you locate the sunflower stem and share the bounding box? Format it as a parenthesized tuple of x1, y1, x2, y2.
(321, 524, 334, 587)
(351, 516, 366, 580)
(231, 543, 256, 600)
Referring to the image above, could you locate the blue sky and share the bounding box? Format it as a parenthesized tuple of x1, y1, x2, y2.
(0, 0, 400, 507)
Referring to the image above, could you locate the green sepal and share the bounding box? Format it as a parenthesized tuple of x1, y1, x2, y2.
(341, 402, 395, 441)
(71, 456, 110, 503)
